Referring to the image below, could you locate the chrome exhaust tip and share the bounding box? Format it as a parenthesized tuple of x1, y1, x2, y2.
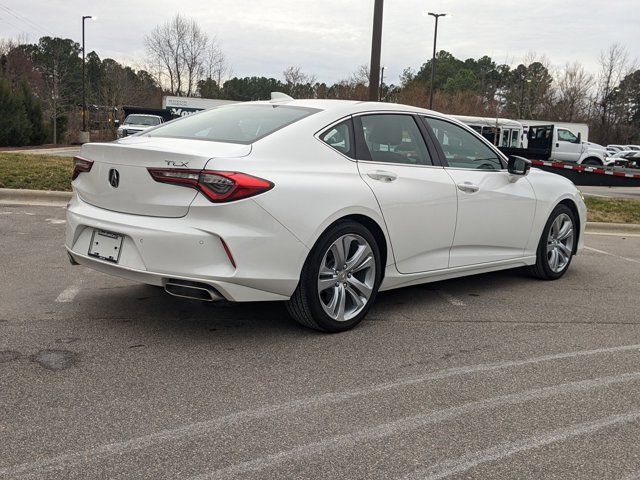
(164, 279, 223, 302)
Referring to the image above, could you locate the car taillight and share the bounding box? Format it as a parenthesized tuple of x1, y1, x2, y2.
(147, 169, 274, 203)
(72, 156, 93, 180)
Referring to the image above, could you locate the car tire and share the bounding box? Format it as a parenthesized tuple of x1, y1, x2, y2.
(582, 158, 602, 166)
(528, 204, 576, 280)
(286, 220, 382, 332)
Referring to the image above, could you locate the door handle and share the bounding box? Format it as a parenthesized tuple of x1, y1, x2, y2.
(457, 182, 480, 193)
(366, 170, 398, 182)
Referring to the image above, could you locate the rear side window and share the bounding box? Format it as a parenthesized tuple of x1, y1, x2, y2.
(358, 114, 433, 166)
(146, 104, 319, 144)
(320, 120, 354, 158)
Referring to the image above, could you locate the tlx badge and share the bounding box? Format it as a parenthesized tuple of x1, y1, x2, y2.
(165, 161, 189, 167)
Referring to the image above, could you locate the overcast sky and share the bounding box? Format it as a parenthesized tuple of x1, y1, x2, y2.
(1, 0, 638, 84)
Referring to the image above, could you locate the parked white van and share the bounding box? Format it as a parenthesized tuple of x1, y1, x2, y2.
(452, 115, 523, 148)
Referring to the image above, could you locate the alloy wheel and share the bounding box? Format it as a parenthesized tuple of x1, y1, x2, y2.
(317, 234, 376, 322)
(546, 213, 574, 273)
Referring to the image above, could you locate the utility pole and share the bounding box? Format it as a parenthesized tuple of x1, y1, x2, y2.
(368, 0, 384, 101)
(428, 12, 447, 109)
(82, 15, 93, 139)
(52, 65, 57, 145)
(379, 65, 385, 101)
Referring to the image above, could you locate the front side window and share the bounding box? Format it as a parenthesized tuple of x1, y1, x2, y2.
(146, 104, 319, 144)
(321, 120, 354, 158)
(425, 117, 503, 170)
(358, 114, 433, 166)
(558, 129, 578, 143)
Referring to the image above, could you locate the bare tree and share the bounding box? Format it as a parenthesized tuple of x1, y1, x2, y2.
(596, 43, 632, 142)
(554, 62, 593, 121)
(144, 14, 223, 96)
(282, 66, 316, 98)
(351, 64, 370, 86)
(204, 39, 229, 87)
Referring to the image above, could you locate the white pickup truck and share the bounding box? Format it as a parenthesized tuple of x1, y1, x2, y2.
(116, 114, 164, 138)
(502, 124, 607, 165)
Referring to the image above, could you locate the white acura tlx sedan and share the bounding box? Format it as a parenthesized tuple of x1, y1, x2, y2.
(66, 97, 586, 332)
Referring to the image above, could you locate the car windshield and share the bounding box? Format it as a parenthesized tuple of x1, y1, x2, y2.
(125, 115, 161, 126)
(146, 104, 320, 144)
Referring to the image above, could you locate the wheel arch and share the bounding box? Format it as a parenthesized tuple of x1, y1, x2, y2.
(557, 198, 581, 254)
(308, 213, 390, 283)
(581, 156, 603, 166)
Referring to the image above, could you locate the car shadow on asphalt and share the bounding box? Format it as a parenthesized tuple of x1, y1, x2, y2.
(78, 267, 536, 339)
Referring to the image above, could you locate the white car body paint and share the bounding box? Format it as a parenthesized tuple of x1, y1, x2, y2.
(66, 100, 586, 303)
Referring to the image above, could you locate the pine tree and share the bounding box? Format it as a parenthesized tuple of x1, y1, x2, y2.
(19, 79, 46, 144)
(0, 76, 31, 146)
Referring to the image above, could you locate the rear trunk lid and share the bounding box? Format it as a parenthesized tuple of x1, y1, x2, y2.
(74, 136, 251, 217)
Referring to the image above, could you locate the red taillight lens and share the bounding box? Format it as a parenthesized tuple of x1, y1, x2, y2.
(72, 156, 93, 180)
(147, 169, 274, 203)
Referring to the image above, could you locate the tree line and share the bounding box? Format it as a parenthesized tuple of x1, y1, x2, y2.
(1, 13, 638, 147)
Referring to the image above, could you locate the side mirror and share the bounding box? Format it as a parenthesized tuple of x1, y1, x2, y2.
(508, 155, 531, 176)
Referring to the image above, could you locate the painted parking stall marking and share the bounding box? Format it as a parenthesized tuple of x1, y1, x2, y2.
(3, 343, 640, 478)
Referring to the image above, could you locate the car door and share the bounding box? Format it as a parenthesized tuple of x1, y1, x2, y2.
(354, 113, 457, 274)
(421, 115, 537, 268)
(554, 128, 583, 162)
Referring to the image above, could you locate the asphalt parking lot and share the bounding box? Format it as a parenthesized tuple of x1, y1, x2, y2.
(2, 204, 640, 480)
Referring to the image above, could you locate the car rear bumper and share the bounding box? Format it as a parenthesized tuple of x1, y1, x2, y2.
(65, 193, 309, 302)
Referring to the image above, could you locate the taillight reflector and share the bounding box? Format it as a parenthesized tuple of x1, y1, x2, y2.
(220, 237, 237, 268)
(72, 156, 93, 180)
(147, 169, 273, 203)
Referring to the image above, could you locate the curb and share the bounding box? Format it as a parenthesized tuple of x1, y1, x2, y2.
(585, 222, 640, 235)
(0, 188, 71, 206)
(1, 188, 640, 235)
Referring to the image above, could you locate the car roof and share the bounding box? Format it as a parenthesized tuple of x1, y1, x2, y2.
(243, 98, 444, 116)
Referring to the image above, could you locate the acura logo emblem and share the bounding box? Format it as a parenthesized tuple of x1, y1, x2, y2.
(108, 169, 120, 188)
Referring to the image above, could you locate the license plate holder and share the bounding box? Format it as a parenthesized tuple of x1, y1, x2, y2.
(88, 229, 124, 263)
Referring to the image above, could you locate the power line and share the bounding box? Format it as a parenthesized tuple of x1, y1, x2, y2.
(0, 3, 50, 34)
(0, 3, 52, 37)
(0, 13, 25, 33)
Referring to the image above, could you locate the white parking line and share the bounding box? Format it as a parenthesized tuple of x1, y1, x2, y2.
(190, 373, 640, 480)
(403, 412, 640, 480)
(3, 343, 640, 478)
(55, 286, 80, 303)
(45, 218, 66, 225)
(584, 246, 640, 264)
(437, 291, 466, 307)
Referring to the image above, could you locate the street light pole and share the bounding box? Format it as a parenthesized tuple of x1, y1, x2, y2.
(82, 15, 92, 134)
(368, 0, 384, 101)
(379, 65, 385, 101)
(428, 12, 446, 109)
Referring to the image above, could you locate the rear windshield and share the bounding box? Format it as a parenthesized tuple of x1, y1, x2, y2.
(146, 104, 320, 144)
(125, 115, 161, 126)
